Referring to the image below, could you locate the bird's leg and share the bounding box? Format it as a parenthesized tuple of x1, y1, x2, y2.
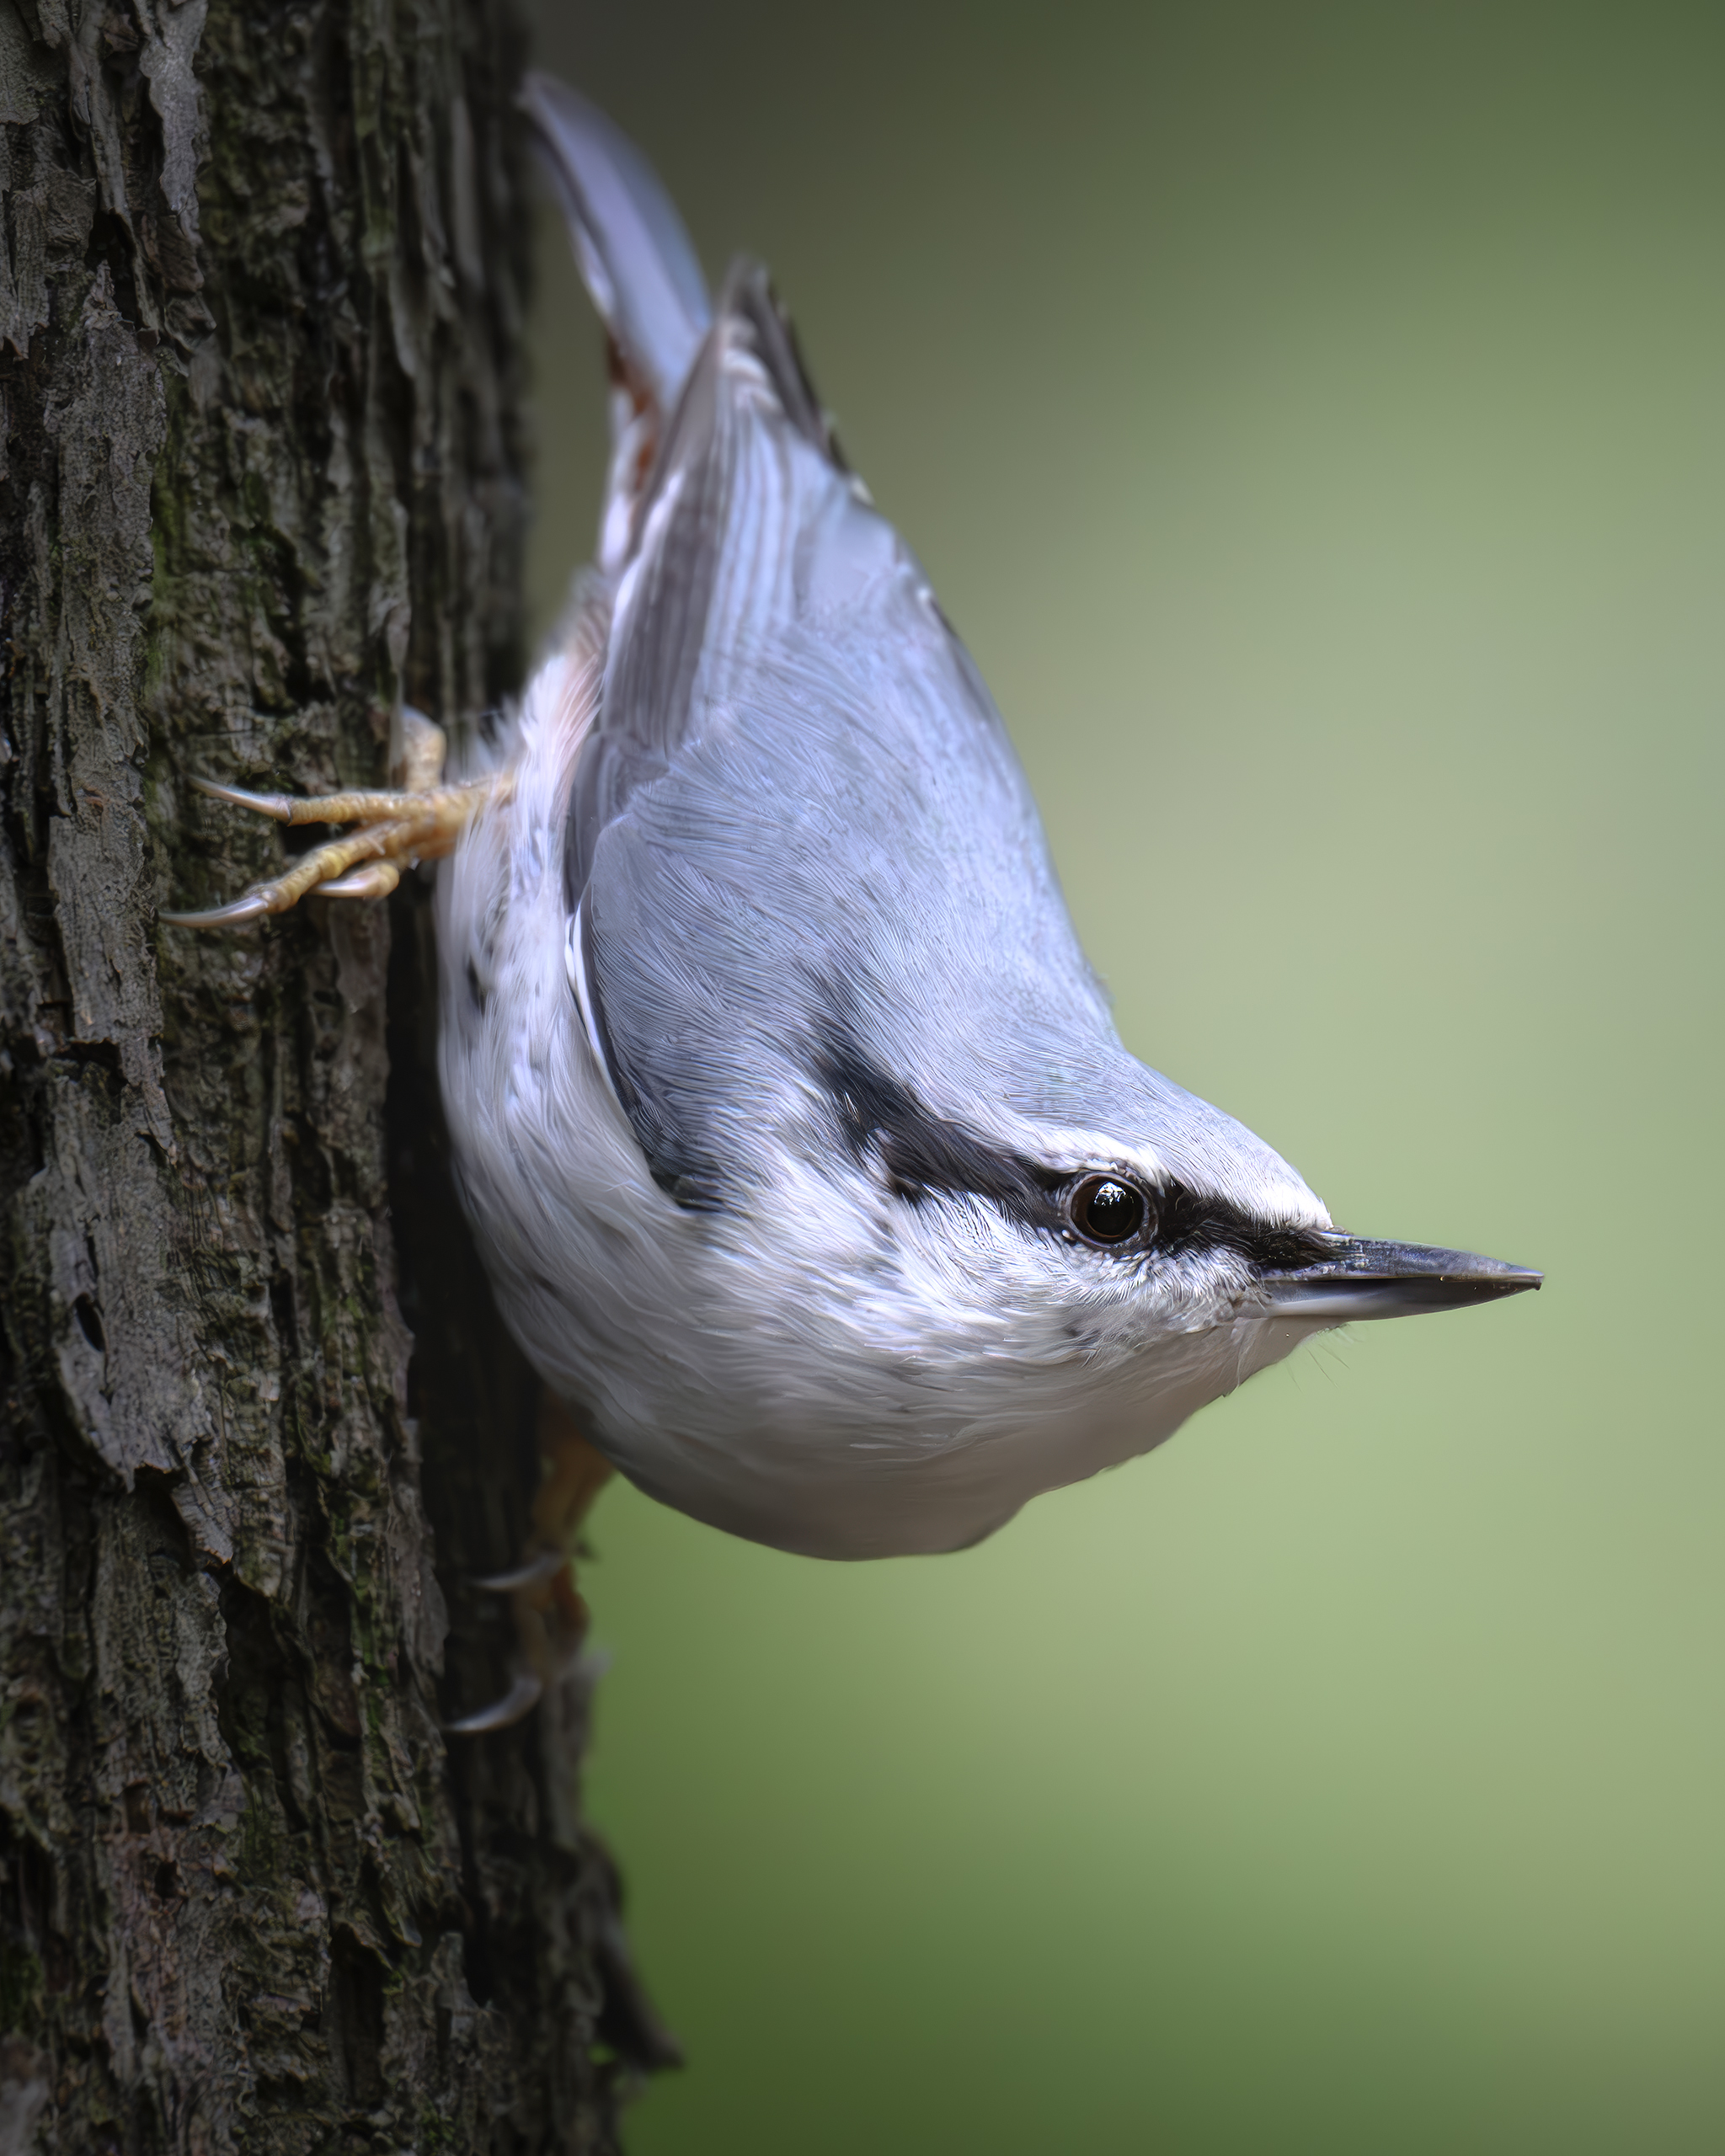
(446, 1392, 615, 1736)
(162, 707, 508, 929)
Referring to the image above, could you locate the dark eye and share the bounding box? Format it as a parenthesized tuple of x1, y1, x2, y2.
(1069, 1173, 1151, 1248)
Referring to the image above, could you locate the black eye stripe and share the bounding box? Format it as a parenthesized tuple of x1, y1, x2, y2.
(814, 1035, 1062, 1231)
(809, 1021, 1327, 1270)
(1151, 1187, 1331, 1271)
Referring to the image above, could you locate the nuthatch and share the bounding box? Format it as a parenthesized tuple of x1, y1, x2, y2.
(170, 77, 1539, 1673)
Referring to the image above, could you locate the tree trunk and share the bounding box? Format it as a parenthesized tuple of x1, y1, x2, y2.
(0, 3, 661, 2148)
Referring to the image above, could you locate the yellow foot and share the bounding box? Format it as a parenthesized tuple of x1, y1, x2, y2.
(446, 1393, 615, 1737)
(162, 707, 505, 929)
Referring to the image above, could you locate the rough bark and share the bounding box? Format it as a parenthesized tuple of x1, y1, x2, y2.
(0, 3, 658, 2148)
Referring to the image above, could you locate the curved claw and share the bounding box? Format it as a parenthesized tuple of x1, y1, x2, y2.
(317, 861, 402, 900)
(160, 892, 273, 929)
(444, 1670, 544, 1736)
(472, 1549, 569, 1593)
(189, 774, 300, 819)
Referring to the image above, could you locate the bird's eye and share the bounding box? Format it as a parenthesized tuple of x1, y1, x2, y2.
(1069, 1174, 1151, 1248)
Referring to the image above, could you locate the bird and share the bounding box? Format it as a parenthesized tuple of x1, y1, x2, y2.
(168, 75, 1539, 1708)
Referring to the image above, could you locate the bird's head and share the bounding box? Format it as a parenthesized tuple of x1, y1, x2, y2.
(679, 1009, 1538, 1555)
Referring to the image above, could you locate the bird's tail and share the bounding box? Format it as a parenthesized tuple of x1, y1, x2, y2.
(521, 71, 711, 423)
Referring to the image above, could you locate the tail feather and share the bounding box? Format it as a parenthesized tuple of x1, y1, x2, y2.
(521, 71, 712, 415)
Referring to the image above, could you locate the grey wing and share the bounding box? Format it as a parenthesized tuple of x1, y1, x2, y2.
(563, 262, 845, 910)
(572, 270, 1107, 1209)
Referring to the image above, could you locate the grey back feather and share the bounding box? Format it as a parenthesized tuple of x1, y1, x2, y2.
(526, 77, 1301, 1224)
(570, 267, 1110, 1207)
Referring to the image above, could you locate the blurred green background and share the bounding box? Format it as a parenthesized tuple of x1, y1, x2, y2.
(521, 4, 1722, 2149)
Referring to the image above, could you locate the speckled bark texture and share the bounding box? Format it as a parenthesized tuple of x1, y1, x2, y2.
(0, 3, 660, 2148)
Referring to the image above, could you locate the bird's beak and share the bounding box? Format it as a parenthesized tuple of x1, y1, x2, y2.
(1258, 1233, 1542, 1322)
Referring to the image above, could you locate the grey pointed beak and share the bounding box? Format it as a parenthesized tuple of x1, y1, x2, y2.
(1258, 1233, 1542, 1322)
